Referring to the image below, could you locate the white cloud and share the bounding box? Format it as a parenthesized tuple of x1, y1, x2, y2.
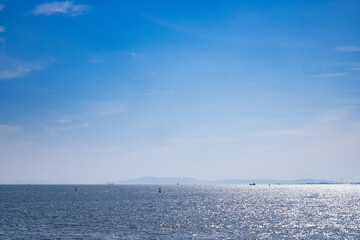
(45, 123, 90, 136)
(58, 119, 72, 123)
(0, 26, 5, 32)
(125, 88, 174, 96)
(89, 58, 103, 63)
(90, 102, 125, 117)
(144, 89, 174, 96)
(256, 109, 357, 140)
(0, 4, 5, 11)
(258, 129, 304, 137)
(0, 124, 22, 135)
(47, 101, 125, 132)
(0, 62, 43, 81)
(310, 73, 345, 78)
(336, 46, 360, 52)
(131, 71, 156, 80)
(129, 52, 144, 59)
(32, 1, 91, 16)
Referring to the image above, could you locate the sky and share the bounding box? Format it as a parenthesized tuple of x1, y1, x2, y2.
(0, 0, 359, 184)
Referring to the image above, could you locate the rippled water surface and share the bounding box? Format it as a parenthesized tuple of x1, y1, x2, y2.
(0, 184, 359, 239)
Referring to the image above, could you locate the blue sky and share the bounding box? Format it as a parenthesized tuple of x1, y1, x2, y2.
(0, 0, 360, 183)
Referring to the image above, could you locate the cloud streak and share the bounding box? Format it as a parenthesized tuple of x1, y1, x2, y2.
(0, 61, 44, 81)
(125, 88, 174, 96)
(129, 52, 144, 59)
(310, 73, 345, 78)
(58, 119, 72, 123)
(0, 4, 5, 11)
(256, 109, 358, 140)
(0, 26, 5, 32)
(0, 124, 22, 135)
(257, 129, 304, 137)
(90, 102, 125, 117)
(32, 1, 91, 16)
(45, 123, 90, 136)
(336, 46, 360, 52)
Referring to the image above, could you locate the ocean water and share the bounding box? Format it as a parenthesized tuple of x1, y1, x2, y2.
(0, 184, 359, 239)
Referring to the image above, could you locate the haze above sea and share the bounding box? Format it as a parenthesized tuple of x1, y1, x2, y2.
(1, 184, 359, 239)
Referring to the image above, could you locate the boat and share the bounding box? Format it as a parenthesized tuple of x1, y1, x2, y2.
(158, 187, 161, 193)
(249, 183, 256, 186)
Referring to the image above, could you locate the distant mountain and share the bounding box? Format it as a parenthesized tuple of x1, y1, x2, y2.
(115, 177, 339, 185)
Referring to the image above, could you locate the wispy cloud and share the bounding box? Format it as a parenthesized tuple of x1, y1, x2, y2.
(131, 71, 156, 80)
(0, 26, 5, 32)
(0, 124, 22, 135)
(47, 101, 125, 129)
(258, 129, 304, 137)
(125, 88, 174, 96)
(58, 119, 72, 123)
(137, 12, 278, 47)
(336, 46, 360, 52)
(89, 58, 103, 63)
(310, 73, 345, 78)
(45, 102, 125, 136)
(256, 109, 357, 140)
(89, 102, 125, 117)
(32, 1, 91, 16)
(0, 4, 5, 11)
(145, 89, 174, 96)
(45, 123, 90, 136)
(129, 52, 144, 59)
(0, 61, 44, 81)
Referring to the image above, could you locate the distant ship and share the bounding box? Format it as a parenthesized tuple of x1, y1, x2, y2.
(158, 187, 161, 193)
(249, 183, 256, 186)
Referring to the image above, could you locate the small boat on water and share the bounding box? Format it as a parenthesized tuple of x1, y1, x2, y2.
(249, 183, 256, 186)
(158, 187, 161, 193)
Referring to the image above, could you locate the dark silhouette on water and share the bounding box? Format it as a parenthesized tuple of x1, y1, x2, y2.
(249, 183, 256, 186)
(74, 187, 77, 192)
(158, 187, 161, 193)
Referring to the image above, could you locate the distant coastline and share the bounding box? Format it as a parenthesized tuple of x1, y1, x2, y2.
(3, 177, 359, 185)
(115, 176, 351, 185)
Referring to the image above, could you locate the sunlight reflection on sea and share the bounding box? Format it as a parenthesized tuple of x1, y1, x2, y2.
(0, 184, 359, 239)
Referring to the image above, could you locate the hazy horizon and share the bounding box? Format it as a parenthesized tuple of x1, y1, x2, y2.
(0, 176, 353, 185)
(1, 0, 360, 184)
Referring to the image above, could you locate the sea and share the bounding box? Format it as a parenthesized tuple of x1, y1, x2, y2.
(0, 184, 359, 239)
